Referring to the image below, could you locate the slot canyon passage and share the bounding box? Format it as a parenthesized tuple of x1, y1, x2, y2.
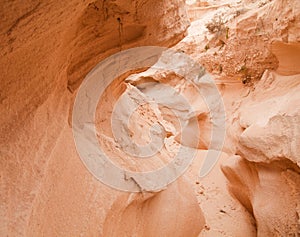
(1, 0, 300, 236)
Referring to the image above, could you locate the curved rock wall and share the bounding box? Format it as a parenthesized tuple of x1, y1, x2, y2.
(0, 1, 191, 236)
(1, 0, 300, 236)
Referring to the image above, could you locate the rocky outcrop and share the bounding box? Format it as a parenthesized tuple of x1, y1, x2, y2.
(179, 0, 300, 83)
(176, 0, 300, 236)
(222, 64, 300, 236)
(222, 156, 300, 236)
(103, 179, 205, 237)
(200, 0, 300, 235)
(238, 70, 300, 166)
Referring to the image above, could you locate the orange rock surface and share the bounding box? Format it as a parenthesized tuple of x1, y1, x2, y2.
(1, 0, 300, 236)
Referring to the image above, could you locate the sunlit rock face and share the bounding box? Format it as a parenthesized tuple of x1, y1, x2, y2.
(222, 69, 300, 236)
(177, 0, 300, 236)
(238, 70, 300, 166)
(179, 0, 300, 82)
(1, 0, 300, 236)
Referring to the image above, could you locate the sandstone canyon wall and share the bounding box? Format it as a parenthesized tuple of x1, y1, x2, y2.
(1, 1, 198, 236)
(1, 0, 300, 236)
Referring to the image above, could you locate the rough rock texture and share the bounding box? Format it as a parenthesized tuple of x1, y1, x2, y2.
(0, 0, 189, 142)
(179, 0, 300, 83)
(1, 0, 300, 236)
(176, 0, 300, 236)
(0, 1, 191, 236)
(238, 70, 300, 166)
(222, 156, 300, 236)
(222, 62, 300, 236)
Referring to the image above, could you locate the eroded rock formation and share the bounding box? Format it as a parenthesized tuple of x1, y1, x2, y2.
(1, 1, 191, 236)
(1, 0, 300, 236)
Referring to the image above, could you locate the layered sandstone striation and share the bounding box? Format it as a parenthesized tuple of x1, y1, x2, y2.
(1, 1, 192, 236)
(1, 0, 300, 236)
